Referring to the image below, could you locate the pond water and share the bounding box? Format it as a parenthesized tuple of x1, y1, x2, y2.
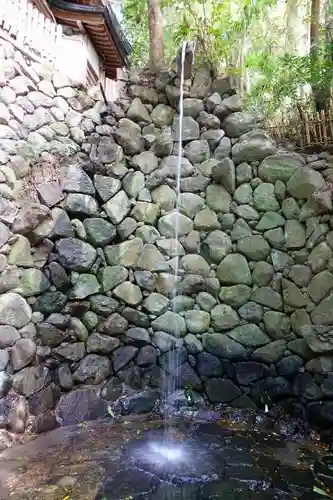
(0, 411, 330, 499)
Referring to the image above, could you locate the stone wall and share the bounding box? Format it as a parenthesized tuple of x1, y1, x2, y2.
(1, 38, 333, 441)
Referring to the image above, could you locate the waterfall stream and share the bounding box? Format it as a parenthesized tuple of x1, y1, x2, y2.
(163, 41, 188, 433)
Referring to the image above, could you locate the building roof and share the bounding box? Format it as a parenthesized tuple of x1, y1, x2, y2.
(29, 0, 55, 20)
(48, 0, 131, 79)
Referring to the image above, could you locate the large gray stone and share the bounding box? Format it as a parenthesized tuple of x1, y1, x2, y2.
(114, 121, 144, 155)
(282, 278, 309, 308)
(61, 165, 95, 195)
(252, 340, 286, 363)
(113, 281, 142, 306)
(180, 254, 210, 277)
(83, 218, 116, 247)
(143, 293, 169, 315)
(219, 285, 251, 308)
(230, 219, 252, 241)
(158, 212, 193, 237)
(287, 166, 325, 199)
(105, 238, 143, 267)
(311, 293, 333, 325)
(194, 209, 220, 231)
(13, 366, 49, 397)
(151, 311, 187, 337)
(99, 266, 128, 292)
(178, 193, 204, 219)
(11, 204, 49, 235)
(205, 378, 242, 403)
(70, 274, 100, 299)
(150, 104, 175, 126)
(190, 65, 212, 98)
(258, 154, 305, 183)
(63, 193, 98, 216)
(211, 304, 240, 330)
(151, 185, 176, 211)
(216, 254, 251, 285)
(308, 242, 333, 273)
(184, 140, 210, 164)
(172, 116, 200, 142)
(132, 151, 158, 174)
(252, 286, 283, 311)
(256, 212, 285, 231)
(182, 98, 204, 117)
(94, 175, 121, 202)
(284, 220, 306, 249)
(10, 338, 36, 371)
(156, 238, 185, 257)
(231, 130, 277, 164)
(211, 157, 235, 193)
(127, 97, 151, 123)
(56, 238, 96, 271)
(253, 183, 279, 211)
(237, 235, 270, 261)
(130, 85, 159, 104)
(263, 312, 290, 339)
(55, 388, 108, 425)
(184, 310, 210, 334)
(7, 235, 34, 267)
(14, 269, 50, 297)
(93, 136, 123, 163)
(103, 190, 131, 225)
(308, 271, 333, 304)
(123, 171, 145, 198)
(159, 155, 194, 178)
(137, 244, 168, 272)
(202, 333, 247, 360)
(0, 325, 20, 348)
(222, 112, 255, 137)
(205, 184, 232, 213)
(0, 293, 31, 328)
(131, 201, 160, 225)
(214, 95, 242, 120)
(212, 137, 232, 160)
(234, 184, 253, 204)
(73, 354, 111, 384)
(228, 324, 270, 347)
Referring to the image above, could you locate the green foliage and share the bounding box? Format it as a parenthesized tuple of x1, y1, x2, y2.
(122, 0, 149, 67)
(245, 40, 333, 119)
(122, 0, 333, 121)
(122, 0, 277, 70)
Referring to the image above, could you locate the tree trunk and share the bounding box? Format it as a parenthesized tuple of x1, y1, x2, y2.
(147, 0, 165, 72)
(310, 0, 327, 111)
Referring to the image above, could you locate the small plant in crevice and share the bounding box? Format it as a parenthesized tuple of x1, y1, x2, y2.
(260, 391, 272, 413)
(184, 385, 195, 407)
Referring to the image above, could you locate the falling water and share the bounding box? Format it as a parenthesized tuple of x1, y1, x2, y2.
(163, 41, 188, 432)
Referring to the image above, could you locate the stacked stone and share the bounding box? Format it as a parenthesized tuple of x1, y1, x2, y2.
(1, 39, 333, 437)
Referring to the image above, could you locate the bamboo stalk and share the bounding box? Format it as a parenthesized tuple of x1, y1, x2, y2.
(321, 110, 328, 144)
(329, 110, 333, 143)
(304, 112, 311, 147)
(316, 112, 322, 143)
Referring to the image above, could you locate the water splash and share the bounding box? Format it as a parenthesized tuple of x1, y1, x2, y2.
(163, 41, 188, 433)
(149, 442, 185, 463)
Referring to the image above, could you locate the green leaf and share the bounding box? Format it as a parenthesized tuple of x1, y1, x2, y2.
(313, 486, 333, 498)
(107, 405, 115, 418)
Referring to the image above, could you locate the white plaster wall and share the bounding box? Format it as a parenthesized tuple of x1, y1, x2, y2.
(54, 34, 87, 84)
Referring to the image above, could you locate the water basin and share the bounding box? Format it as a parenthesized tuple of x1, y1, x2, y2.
(0, 413, 328, 499)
